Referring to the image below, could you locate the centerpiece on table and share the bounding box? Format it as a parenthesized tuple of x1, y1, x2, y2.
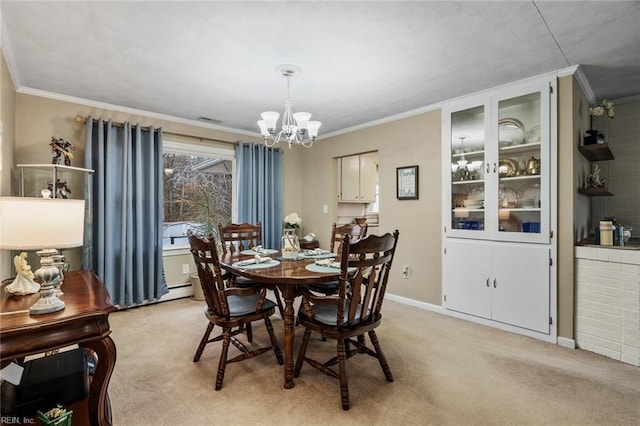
(282, 212, 302, 259)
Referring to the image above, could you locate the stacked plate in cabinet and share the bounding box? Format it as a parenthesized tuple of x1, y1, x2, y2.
(498, 118, 525, 146)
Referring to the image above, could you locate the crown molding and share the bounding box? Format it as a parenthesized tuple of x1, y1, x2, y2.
(16, 87, 259, 138)
(321, 102, 442, 140)
(561, 64, 597, 106)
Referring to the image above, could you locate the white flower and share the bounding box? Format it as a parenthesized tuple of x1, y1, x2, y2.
(284, 212, 302, 228)
(589, 99, 614, 119)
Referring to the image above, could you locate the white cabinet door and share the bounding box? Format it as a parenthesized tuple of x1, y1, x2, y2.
(359, 152, 378, 202)
(340, 154, 361, 201)
(445, 239, 491, 319)
(445, 238, 550, 334)
(491, 244, 550, 333)
(339, 152, 378, 202)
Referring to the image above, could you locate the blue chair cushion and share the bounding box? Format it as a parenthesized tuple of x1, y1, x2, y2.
(228, 294, 276, 316)
(305, 302, 367, 326)
(233, 276, 259, 287)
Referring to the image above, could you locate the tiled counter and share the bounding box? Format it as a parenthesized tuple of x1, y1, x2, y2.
(575, 245, 640, 366)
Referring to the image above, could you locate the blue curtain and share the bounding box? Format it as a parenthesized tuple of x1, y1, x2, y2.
(82, 116, 167, 307)
(235, 142, 283, 248)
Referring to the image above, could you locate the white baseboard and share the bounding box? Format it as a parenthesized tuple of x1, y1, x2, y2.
(557, 336, 576, 349)
(385, 293, 444, 313)
(386, 293, 557, 344)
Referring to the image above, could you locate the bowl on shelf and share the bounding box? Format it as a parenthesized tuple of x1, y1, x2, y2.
(463, 199, 483, 209)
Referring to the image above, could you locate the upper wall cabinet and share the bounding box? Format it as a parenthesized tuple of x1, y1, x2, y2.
(339, 152, 378, 202)
(442, 76, 556, 244)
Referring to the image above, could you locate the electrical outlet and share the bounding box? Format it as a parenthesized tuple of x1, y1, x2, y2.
(402, 265, 409, 279)
(323, 204, 328, 213)
(182, 264, 190, 274)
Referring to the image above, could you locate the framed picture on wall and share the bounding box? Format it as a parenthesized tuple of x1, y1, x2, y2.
(396, 165, 418, 200)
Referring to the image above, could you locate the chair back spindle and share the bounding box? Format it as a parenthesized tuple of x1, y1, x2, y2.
(218, 222, 262, 254)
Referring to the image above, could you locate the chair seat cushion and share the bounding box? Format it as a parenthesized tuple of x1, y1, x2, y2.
(307, 281, 339, 294)
(228, 294, 276, 316)
(233, 276, 259, 287)
(301, 302, 367, 326)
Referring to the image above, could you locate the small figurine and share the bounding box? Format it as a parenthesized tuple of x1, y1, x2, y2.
(50, 137, 75, 166)
(47, 179, 71, 199)
(5, 252, 40, 295)
(586, 164, 606, 188)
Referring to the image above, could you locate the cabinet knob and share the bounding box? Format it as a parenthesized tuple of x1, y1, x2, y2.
(493, 163, 497, 173)
(493, 278, 497, 288)
(486, 278, 490, 287)
(486, 163, 490, 174)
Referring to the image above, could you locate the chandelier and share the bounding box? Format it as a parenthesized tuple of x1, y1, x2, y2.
(257, 64, 321, 148)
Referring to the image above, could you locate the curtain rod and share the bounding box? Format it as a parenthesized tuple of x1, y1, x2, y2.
(75, 115, 236, 145)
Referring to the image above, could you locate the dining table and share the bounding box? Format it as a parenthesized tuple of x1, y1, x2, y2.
(219, 248, 341, 389)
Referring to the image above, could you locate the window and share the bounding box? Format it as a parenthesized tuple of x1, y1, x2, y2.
(163, 142, 236, 250)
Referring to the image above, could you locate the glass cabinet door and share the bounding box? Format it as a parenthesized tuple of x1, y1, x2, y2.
(448, 104, 487, 235)
(493, 87, 549, 242)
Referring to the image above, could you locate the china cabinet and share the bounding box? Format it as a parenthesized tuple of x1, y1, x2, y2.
(339, 152, 377, 202)
(441, 74, 557, 340)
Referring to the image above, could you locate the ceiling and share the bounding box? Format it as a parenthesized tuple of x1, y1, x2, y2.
(2, 1, 639, 139)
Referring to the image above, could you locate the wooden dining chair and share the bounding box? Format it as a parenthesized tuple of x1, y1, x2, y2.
(307, 222, 369, 296)
(218, 222, 284, 318)
(294, 230, 400, 410)
(188, 231, 283, 390)
(330, 222, 368, 255)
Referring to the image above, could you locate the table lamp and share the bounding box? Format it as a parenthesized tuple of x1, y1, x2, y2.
(0, 197, 85, 314)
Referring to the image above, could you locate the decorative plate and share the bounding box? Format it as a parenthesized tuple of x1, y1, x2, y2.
(498, 118, 525, 147)
(525, 124, 541, 144)
(498, 186, 517, 208)
(498, 159, 518, 178)
(517, 182, 541, 208)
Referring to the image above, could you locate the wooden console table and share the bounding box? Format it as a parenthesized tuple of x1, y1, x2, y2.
(1, 271, 117, 426)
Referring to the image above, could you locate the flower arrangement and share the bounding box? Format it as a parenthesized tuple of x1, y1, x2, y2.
(589, 99, 614, 119)
(284, 212, 302, 229)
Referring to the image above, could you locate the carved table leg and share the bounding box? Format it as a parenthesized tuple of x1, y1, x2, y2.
(280, 285, 296, 389)
(83, 336, 117, 426)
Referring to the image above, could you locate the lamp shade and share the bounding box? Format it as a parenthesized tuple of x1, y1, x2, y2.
(0, 197, 85, 250)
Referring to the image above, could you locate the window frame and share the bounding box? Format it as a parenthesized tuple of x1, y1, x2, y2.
(163, 140, 237, 253)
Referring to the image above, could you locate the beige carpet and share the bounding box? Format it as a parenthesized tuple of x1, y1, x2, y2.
(108, 297, 640, 425)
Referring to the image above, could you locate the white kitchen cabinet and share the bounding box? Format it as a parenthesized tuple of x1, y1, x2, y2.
(445, 238, 551, 334)
(441, 74, 557, 340)
(339, 152, 377, 202)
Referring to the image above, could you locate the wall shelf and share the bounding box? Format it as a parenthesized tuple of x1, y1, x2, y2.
(578, 187, 614, 197)
(578, 144, 614, 161)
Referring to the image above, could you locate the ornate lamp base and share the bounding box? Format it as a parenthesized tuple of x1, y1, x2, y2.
(30, 249, 65, 315)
